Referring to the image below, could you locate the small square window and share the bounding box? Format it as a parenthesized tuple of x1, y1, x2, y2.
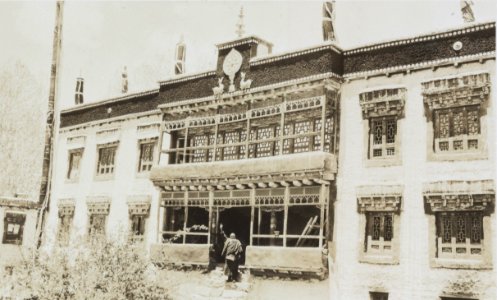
(88, 214, 107, 237)
(433, 106, 481, 153)
(370, 291, 389, 300)
(436, 212, 484, 260)
(369, 116, 397, 159)
(130, 214, 146, 242)
(96, 145, 117, 176)
(67, 149, 83, 180)
(138, 141, 156, 173)
(2, 213, 26, 245)
(365, 212, 393, 253)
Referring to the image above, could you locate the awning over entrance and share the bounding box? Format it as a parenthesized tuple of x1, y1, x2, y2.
(150, 151, 336, 190)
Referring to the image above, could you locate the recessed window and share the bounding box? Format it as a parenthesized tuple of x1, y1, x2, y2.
(436, 212, 483, 259)
(57, 214, 73, 245)
(369, 116, 397, 158)
(96, 145, 117, 176)
(365, 212, 393, 253)
(88, 214, 107, 237)
(130, 215, 146, 242)
(138, 140, 156, 173)
(434, 106, 480, 153)
(67, 148, 83, 180)
(370, 292, 389, 300)
(2, 212, 26, 245)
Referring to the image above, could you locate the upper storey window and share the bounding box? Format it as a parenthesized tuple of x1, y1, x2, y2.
(359, 88, 405, 165)
(423, 73, 490, 159)
(96, 143, 118, 177)
(162, 93, 337, 164)
(137, 138, 157, 173)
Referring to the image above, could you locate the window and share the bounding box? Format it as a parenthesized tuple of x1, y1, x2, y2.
(96, 144, 117, 176)
(2, 213, 25, 245)
(369, 116, 397, 158)
(370, 292, 389, 300)
(365, 212, 393, 253)
(130, 215, 146, 242)
(359, 87, 405, 164)
(436, 212, 483, 259)
(162, 206, 186, 243)
(138, 140, 156, 172)
(57, 214, 73, 245)
(67, 148, 83, 180)
(88, 214, 106, 237)
(434, 106, 480, 153)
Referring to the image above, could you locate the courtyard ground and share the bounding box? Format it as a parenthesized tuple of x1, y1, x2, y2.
(158, 267, 329, 300)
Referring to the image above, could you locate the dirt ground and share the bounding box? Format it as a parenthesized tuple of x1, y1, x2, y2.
(158, 268, 329, 300)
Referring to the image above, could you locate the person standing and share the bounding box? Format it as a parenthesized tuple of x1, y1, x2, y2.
(221, 232, 243, 282)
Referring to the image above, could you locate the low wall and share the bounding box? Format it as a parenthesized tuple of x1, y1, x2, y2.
(150, 243, 209, 266)
(245, 246, 325, 272)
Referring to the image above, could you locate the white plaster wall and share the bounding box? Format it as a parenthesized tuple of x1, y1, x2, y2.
(332, 60, 496, 300)
(45, 113, 162, 250)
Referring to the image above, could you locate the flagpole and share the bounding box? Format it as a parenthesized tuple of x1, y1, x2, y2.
(36, 0, 64, 247)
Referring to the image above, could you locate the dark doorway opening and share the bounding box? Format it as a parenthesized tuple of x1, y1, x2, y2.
(216, 207, 251, 264)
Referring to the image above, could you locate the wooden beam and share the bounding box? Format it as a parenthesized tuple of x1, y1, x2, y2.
(226, 185, 234, 190)
(216, 185, 226, 190)
(247, 183, 256, 189)
(180, 186, 188, 191)
(189, 186, 197, 191)
(257, 182, 268, 188)
(313, 179, 329, 185)
(163, 186, 172, 191)
(236, 184, 247, 189)
(268, 182, 279, 188)
(206, 185, 215, 191)
(292, 180, 302, 187)
(302, 179, 313, 186)
(279, 181, 290, 187)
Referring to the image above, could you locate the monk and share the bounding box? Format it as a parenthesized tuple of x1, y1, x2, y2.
(221, 232, 243, 282)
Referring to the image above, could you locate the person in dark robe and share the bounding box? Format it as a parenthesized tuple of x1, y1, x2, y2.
(221, 232, 243, 282)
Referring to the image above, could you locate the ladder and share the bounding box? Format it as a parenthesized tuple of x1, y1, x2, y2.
(295, 215, 319, 247)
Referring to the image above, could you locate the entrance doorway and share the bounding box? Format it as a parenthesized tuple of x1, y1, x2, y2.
(215, 207, 251, 264)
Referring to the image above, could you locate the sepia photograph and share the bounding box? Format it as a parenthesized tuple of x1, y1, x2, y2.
(0, 0, 496, 299)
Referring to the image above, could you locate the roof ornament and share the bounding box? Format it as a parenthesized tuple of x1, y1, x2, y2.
(460, 0, 475, 23)
(122, 66, 128, 94)
(175, 35, 186, 75)
(322, 1, 337, 42)
(235, 6, 245, 38)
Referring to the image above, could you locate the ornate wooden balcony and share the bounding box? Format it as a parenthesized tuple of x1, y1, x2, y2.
(150, 151, 336, 190)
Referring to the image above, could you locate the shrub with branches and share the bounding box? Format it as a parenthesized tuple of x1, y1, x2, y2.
(1, 237, 171, 300)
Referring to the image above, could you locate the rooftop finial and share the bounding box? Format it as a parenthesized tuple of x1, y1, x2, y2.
(235, 6, 245, 38)
(322, 1, 337, 42)
(175, 35, 186, 75)
(460, 0, 475, 23)
(122, 66, 128, 94)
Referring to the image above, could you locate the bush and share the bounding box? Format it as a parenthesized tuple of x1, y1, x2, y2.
(1, 237, 171, 300)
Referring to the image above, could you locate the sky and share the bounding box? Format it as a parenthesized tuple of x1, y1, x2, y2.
(0, 0, 496, 110)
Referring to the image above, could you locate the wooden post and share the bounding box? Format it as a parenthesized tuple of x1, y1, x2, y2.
(245, 106, 251, 159)
(283, 186, 289, 247)
(36, 0, 65, 247)
(249, 188, 255, 246)
(320, 94, 326, 152)
(319, 184, 327, 248)
(279, 95, 286, 155)
(213, 119, 219, 161)
(183, 125, 189, 163)
(183, 191, 188, 244)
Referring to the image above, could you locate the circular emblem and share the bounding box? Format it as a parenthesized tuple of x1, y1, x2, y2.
(452, 41, 463, 51)
(223, 48, 243, 77)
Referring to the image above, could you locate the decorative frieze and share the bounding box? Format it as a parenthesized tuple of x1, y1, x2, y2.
(96, 128, 120, 143)
(58, 198, 75, 217)
(127, 195, 151, 215)
(66, 135, 86, 149)
(356, 185, 403, 213)
(423, 180, 495, 213)
(359, 87, 406, 119)
(86, 196, 111, 215)
(422, 72, 490, 111)
(137, 123, 160, 138)
(286, 96, 324, 113)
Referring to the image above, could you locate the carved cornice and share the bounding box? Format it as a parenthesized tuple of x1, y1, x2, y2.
(422, 72, 490, 111)
(423, 180, 495, 213)
(357, 185, 403, 213)
(127, 195, 151, 215)
(86, 196, 111, 215)
(58, 198, 75, 217)
(359, 87, 406, 119)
